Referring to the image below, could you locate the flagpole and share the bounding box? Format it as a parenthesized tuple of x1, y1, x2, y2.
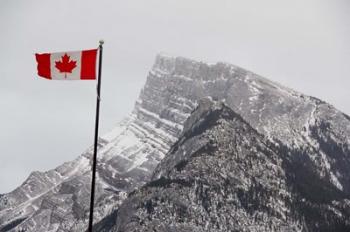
(88, 40, 104, 232)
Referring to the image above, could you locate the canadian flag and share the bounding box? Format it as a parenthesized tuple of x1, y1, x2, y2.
(35, 49, 98, 80)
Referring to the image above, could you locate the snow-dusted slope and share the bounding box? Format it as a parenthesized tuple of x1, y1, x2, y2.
(1, 54, 349, 232)
(109, 100, 350, 231)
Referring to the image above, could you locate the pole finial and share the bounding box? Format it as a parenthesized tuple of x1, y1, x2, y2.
(99, 40, 104, 45)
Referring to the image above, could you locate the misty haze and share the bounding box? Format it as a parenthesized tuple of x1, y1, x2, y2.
(1, 0, 350, 231)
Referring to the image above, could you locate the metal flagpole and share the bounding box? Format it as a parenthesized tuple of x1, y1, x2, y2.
(88, 40, 104, 232)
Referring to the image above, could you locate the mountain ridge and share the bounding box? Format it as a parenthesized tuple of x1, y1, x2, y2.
(106, 99, 350, 231)
(1, 54, 349, 231)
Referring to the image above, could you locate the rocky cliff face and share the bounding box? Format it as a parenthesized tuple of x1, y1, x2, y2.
(108, 100, 350, 231)
(1, 54, 349, 232)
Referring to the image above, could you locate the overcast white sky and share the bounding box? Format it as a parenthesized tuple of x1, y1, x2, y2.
(0, 0, 349, 193)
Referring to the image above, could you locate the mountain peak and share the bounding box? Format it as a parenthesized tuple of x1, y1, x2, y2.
(2, 54, 350, 232)
(152, 53, 240, 79)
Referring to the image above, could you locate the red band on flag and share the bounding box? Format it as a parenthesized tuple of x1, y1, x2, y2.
(81, 49, 97, 80)
(35, 53, 51, 79)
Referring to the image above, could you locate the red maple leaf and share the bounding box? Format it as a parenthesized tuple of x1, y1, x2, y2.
(55, 53, 77, 78)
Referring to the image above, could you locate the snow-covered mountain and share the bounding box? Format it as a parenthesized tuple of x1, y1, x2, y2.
(1, 54, 349, 232)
